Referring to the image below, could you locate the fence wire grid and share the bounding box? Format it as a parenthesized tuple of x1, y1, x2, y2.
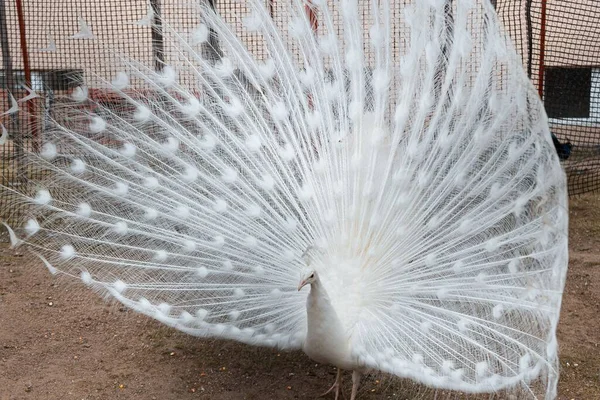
(1, 0, 599, 220)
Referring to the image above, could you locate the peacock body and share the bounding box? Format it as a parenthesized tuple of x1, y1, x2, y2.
(2, 0, 568, 398)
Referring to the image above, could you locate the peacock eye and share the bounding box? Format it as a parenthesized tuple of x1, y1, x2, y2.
(309, 273, 314, 278)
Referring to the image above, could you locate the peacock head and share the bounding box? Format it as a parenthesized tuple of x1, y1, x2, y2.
(297, 270, 317, 291)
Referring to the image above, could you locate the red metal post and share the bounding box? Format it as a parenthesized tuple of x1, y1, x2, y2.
(537, 0, 548, 99)
(304, 0, 318, 32)
(304, 0, 318, 110)
(15, 0, 38, 152)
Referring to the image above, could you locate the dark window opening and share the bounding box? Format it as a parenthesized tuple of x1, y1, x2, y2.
(544, 67, 592, 119)
(0, 69, 84, 91)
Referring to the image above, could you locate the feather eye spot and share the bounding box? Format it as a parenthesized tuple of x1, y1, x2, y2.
(144, 207, 158, 220)
(113, 279, 127, 294)
(425, 253, 437, 267)
(70, 158, 86, 174)
(213, 235, 225, 248)
(412, 353, 424, 364)
(288, 17, 307, 39)
(89, 116, 107, 133)
(40, 143, 57, 160)
(457, 318, 470, 333)
(475, 361, 488, 377)
(244, 236, 258, 248)
(71, 86, 88, 102)
(182, 166, 199, 183)
(213, 198, 227, 213)
(156, 65, 177, 87)
(162, 137, 179, 153)
(34, 189, 52, 205)
(243, 13, 263, 31)
(269, 101, 288, 121)
(420, 321, 432, 333)
(24, 219, 40, 235)
(190, 24, 209, 45)
(197, 266, 209, 278)
(134, 105, 151, 122)
(492, 304, 504, 319)
(254, 265, 264, 275)
(120, 142, 136, 158)
(111, 71, 129, 90)
(508, 259, 519, 274)
(113, 221, 128, 235)
(157, 302, 172, 316)
(245, 203, 261, 218)
(179, 311, 194, 324)
(174, 204, 190, 219)
(215, 57, 234, 78)
(319, 34, 337, 54)
(112, 182, 129, 196)
(257, 174, 275, 191)
(77, 202, 92, 217)
(245, 134, 261, 152)
(183, 239, 196, 253)
(144, 176, 159, 189)
(258, 59, 276, 80)
(80, 270, 92, 284)
(196, 308, 208, 320)
(179, 97, 201, 117)
(229, 310, 241, 321)
(153, 250, 168, 262)
(298, 184, 314, 202)
(200, 134, 217, 152)
(519, 354, 531, 373)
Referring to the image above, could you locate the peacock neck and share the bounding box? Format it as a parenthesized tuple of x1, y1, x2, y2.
(306, 279, 339, 329)
(304, 278, 356, 369)
(308, 279, 328, 304)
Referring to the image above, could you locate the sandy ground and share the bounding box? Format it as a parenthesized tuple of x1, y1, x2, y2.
(0, 194, 599, 400)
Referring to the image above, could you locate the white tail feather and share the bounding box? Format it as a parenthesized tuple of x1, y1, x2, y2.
(5, 0, 567, 398)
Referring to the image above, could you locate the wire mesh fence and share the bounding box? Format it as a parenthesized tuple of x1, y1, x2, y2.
(1, 0, 599, 221)
(496, 0, 600, 195)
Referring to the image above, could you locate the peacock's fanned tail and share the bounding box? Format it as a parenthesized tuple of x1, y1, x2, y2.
(4, 0, 567, 398)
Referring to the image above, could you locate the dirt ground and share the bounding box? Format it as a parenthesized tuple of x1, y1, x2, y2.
(0, 194, 599, 400)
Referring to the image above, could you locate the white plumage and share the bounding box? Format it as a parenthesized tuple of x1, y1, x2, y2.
(3, 0, 568, 399)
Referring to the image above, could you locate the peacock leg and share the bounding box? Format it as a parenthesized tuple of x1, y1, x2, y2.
(320, 368, 343, 399)
(350, 370, 361, 400)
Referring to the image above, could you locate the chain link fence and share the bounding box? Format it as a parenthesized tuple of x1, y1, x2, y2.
(1, 0, 599, 220)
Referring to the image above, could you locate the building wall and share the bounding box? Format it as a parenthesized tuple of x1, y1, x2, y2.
(1, 1, 599, 89)
(496, 0, 600, 69)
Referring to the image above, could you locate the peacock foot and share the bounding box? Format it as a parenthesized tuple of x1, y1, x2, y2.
(320, 368, 343, 399)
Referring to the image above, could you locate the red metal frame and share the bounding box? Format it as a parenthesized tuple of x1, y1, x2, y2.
(304, 0, 318, 32)
(15, 0, 38, 152)
(538, 0, 548, 99)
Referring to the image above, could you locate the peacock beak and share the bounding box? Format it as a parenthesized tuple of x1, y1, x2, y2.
(297, 280, 307, 291)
